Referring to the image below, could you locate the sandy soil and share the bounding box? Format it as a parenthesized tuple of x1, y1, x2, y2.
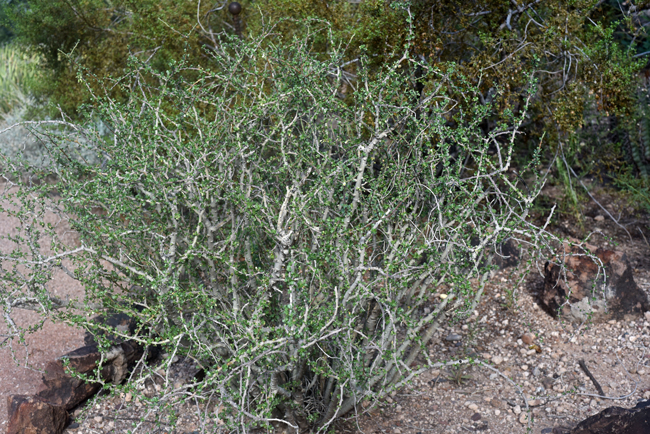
(0, 177, 122, 429)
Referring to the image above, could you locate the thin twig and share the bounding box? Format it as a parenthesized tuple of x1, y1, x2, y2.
(476, 361, 530, 411)
(638, 227, 650, 248)
(576, 353, 638, 400)
(566, 165, 632, 241)
(578, 359, 604, 396)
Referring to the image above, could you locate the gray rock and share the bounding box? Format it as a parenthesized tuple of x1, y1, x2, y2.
(1, 107, 105, 180)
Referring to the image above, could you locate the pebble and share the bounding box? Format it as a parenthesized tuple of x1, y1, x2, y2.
(494, 409, 501, 416)
(492, 356, 504, 365)
(514, 405, 521, 415)
(594, 215, 605, 221)
(94, 416, 103, 423)
(445, 333, 462, 341)
(468, 403, 478, 411)
(521, 333, 535, 345)
(125, 393, 132, 402)
(645, 311, 650, 322)
(471, 413, 481, 421)
(519, 413, 528, 424)
(491, 399, 505, 409)
(521, 364, 528, 371)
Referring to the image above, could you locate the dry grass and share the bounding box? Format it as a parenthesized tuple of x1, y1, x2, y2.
(0, 42, 41, 116)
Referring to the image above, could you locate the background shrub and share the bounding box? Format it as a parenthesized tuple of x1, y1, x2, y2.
(1, 0, 648, 212)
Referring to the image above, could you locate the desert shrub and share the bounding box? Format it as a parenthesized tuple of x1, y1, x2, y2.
(0, 19, 566, 433)
(2, 0, 644, 126)
(0, 0, 238, 117)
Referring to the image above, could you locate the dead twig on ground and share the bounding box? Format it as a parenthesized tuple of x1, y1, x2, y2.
(578, 359, 604, 396)
(576, 353, 638, 400)
(567, 165, 632, 241)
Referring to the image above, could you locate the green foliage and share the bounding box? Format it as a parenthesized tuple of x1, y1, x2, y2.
(2, 0, 645, 125)
(0, 0, 232, 117)
(0, 1, 14, 45)
(629, 91, 650, 180)
(614, 170, 650, 212)
(0, 20, 556, 432)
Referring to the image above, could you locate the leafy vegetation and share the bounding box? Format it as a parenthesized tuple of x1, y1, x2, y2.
(0, 19, 567, 432)
(0, 0, 649, 432)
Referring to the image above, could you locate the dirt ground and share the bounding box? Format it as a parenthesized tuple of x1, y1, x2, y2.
(333, 181, 650, 434)
(7, 180, 650, 434)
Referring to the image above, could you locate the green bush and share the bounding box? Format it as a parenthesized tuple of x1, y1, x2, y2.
(0, 20, 564, 433)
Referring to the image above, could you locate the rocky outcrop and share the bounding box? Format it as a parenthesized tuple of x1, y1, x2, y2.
(570, 399, 650, 434)
(539, 244, 650, 323)
(6, 396, 68, 434)
(6, 309, 151, 434)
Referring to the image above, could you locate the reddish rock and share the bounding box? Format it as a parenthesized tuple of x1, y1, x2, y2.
(35, 359, 102, 411)
(521, 333, 535, 345)
(540, 246, 650, 323)
(6, 395, 68, 434)
(570, 400, 650, 433)
(7, 340, 147, 434)
(5, 306, 156, 434)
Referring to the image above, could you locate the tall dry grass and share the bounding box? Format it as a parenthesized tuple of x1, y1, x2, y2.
(0, 42, 41, 116)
